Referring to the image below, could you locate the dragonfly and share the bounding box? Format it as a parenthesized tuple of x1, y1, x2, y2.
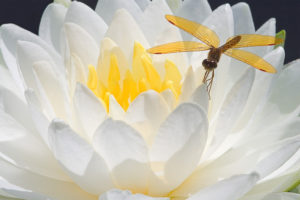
(147, 15, 284, 97)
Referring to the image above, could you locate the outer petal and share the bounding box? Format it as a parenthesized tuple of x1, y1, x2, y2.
(254, 18, 276, 57)
(149, 103, 208, 195)
(255, 139, 300, 179)
(0, 63, 21, 100)
(93, 119, 151, 193)
(186, 173, 259, 200)
(95, 0, 143, 25)
(262, 193, 300, 200)
(189, 84, 209, 114)
(48, 119, 114, 195)
(206, 68, 255, 159)
(1, 24, 63, 74)
(175, 0, 212, 41)
(39, 3, 67, 53)
(232, 3, 255, 35)
(268, 59, 300, 114)
(0, 108, 68, 182)
(233, 47, 285, 134)
(65, 2, 107, 45)
(99, 189, 169, 200)
(0, 158, 96, 200)
(141, 0, 173, 45)
(16, 41, 69, 120)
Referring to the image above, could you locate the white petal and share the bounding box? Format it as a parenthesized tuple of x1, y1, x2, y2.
(64, 22, 99, 68)
(268, 59, 300, 114)
(208, 69, 255, 157)
(233, 47, 285, 133)
(24, 89, 53, 147)
(254, 18, 276, 57)
(176, 0, 211, 22)
(93, 119, 150, 193)
(149, 103, 208, 195)
(165, 0, 182, 13)
(134, 0, 149, 11)
(189, 84, 209, 114)
(73, 83, 106, 141)
(152, 27, 188, 74)
(1, 24, 63, 73)
(160, 89, 176, 110)
(0, 63, 23, 100)
(179, 67, 196, 102)
(16, 41, 62, 118)
(187, 173, 259, 200)
(151, 103, 207, 162)
(65, 2, 107, 45)
(0, 100, 69, 182)
(203, 4, 234, 45)
(109, 95, 125, 120)
(33, 60, 70, 120)
(262, 193, 300, 200)
(125, 90, 169, 145)
(255, 139, 300, 179)
(99, 189, 169, 200)
(141, 0, 173, 45)
(175, 0, 212, 41)
(0, 158, 96, 200)
(95, 0, 143, 25)
(232, 3, 255, 35)
(39, 3, 67, 53)
(97, 38, 129, 86)
(0, 87, 34, 134)
(48, 119, 113, 195)
(105, 9, 149, 62)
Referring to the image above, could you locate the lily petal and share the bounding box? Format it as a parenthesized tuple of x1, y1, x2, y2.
(48, 119, 113, 195)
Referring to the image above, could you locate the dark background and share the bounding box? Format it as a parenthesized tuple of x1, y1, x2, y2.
(0, 0, 299, 64)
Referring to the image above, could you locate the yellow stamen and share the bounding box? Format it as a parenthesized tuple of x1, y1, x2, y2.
(87, 42, 182, 112)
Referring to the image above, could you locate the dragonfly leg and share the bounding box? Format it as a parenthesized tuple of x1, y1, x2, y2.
(202, 70, 210, 83)
(207, 70, 214, 98)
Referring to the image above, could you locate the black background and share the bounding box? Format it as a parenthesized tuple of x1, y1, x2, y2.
(0, 0, 299, 64)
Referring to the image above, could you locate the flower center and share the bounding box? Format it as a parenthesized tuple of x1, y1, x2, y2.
(87, 42, 182, 112)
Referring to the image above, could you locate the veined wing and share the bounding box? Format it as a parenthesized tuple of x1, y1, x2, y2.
(226, 34, 284, 48)
(147, 41, 210, 54)
(224, 48, 277, 73)
(166, 15, 220, 48)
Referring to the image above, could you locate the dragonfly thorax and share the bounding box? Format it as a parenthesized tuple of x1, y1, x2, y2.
(202, 59, 217, 71)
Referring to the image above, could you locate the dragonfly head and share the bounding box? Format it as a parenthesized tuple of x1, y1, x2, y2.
(202, 59, 217, 71)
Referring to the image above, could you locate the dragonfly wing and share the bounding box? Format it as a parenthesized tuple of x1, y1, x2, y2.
(147, 41, 210, 54)
(226, 34, 284, 48)
(224, 48, 277, 73)
(166, 15, 220, 48)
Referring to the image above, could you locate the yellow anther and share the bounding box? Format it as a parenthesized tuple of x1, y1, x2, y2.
(162, 80, 179, 99)
(87, 65, 98, 90)
(133, 42, 147, 81)
(104, 92, 111, 112)
(165, 60, 182, 84)
(138, 78, 148, 93)
(108, 54, 120, 82)
(141, 55, 161, 92)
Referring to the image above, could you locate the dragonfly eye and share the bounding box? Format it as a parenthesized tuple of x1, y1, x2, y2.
(202, 59, 217, 71)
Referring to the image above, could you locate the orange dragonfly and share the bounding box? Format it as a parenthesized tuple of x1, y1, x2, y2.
(147, 15, 284, 97)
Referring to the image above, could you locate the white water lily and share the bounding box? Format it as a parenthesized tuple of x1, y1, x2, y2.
(0, 0, 299, 200)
